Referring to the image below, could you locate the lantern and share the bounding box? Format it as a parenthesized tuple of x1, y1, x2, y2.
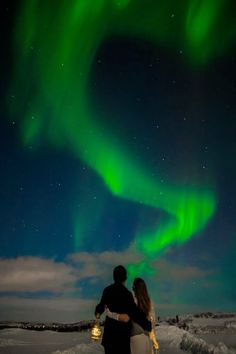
(91, 320, 102, 341)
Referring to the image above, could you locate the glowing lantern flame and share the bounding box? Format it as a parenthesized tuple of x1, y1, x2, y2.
(91, 320, 102, 341)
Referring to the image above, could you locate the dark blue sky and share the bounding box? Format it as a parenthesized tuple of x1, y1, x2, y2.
(0, 1, 236, 321)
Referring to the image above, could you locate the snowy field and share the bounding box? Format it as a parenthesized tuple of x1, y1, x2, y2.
(0, 327, 187, 354)
(0, 314, 236, 354)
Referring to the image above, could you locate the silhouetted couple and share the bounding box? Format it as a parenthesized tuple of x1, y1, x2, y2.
(95, 265, 158, 354)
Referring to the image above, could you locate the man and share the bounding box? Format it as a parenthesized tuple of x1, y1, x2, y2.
(95, 265, 151, 354)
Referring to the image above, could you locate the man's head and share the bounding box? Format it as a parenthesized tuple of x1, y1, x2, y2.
(113, 265, 127, 283)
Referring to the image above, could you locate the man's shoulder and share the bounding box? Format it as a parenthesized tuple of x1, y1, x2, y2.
(103, 283, 114, 291)
(104, 283, 132, 296)
(114, 283, 133, 299)
(102, 283, 115, 294)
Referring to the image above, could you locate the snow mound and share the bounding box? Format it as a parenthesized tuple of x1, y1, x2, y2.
(156, 325, 187, 347)
(181, 332, 236, 354)
(156, 325, 236, 354)
(51, 342, 103, 354)
(225, 321, 236, 330)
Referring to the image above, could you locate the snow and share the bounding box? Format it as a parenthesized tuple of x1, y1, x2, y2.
(196, 334, 236, 350)
(0, 327, 186, 354)
(180, 332, 235, 354)
(156, 325, 186, 347)
(52, 342, 103, 354)
(0, 329, 95, 354)
(0, 314, 236, 354)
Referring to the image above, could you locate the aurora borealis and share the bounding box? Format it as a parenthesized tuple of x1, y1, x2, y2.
(10, 0, 220, 255)
(0, 0, 236, 321)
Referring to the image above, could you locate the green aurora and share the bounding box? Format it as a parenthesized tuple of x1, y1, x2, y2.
(9, 0, 236, 269)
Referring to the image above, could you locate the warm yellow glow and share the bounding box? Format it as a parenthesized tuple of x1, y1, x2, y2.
(91, 321, 102, 341)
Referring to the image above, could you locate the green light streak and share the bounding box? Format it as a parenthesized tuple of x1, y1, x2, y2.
(9, 0, 232, 262)
(186, 0, 225, 63)
(127, 261, 155, 284)
(113, 0, 130, 9)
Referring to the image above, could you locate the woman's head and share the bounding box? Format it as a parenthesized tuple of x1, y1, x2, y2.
(132, 277, 151, 316)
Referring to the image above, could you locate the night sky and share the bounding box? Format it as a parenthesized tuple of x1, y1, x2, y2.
(0, 0, 236, 322)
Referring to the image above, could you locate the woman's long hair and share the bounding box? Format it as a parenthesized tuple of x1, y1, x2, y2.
(133, 277, 151, 317)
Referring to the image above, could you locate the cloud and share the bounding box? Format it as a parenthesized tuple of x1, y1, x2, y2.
(0, 251, 143, 295)
(154, 302, 211, 317)
(69, 249, 143, 265)
(0, 257, 77, 293)
(146, 256, 221, 314)
(152, 258, 214, 282)
(0, 252, 225, 322)
(68, 249, 143, 282)
(0, 256, 98, 321)
(68, 250, 221, 314)
(0, 296, 96, 322)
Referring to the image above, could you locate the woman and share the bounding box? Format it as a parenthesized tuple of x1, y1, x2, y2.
(106, 277, 158, 354)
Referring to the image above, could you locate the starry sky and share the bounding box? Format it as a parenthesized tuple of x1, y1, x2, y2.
(0, 0, 236, 322)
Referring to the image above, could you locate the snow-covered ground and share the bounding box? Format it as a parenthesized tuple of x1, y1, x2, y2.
(0, 314, 236, 354)
(158, 313, 236, 354)
(0, 329, 92, 354)
(0, 327, 186, 354)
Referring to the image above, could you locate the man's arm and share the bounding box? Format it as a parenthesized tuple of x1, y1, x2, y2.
(105, 307, 130, 322)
